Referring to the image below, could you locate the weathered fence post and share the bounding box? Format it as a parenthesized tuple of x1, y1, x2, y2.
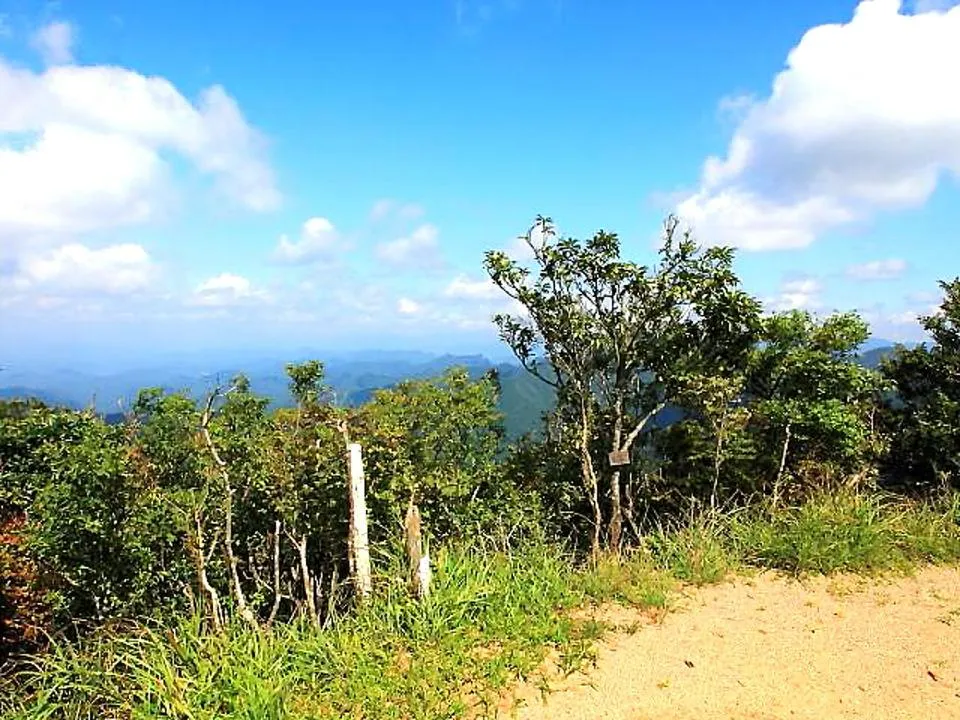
(347, 442, 373, 600)
(404, 501, 431, 600)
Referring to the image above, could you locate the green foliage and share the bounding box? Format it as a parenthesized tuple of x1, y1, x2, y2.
(0, 402, 94, 516)
(658, 310, 884, 505)
(0, 362, 523, 636)
(746, 311, 883, 487)
(0, 399, 194, 625)
(502, 430, 585, 542)
(881, 279, 960, 490)
(359, 368, 510, 539)
(285, 360, 329, 408)
(731, 491, 960, 574)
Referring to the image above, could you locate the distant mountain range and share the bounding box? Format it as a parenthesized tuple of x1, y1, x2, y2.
(0, 351, 555, 440)
(0, 340, 915, 440)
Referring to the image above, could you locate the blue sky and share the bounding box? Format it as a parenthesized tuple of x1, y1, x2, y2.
(1, 0, 958, 366)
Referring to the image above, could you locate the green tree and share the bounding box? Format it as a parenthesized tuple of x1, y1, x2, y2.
(359, 367, 505, 539)
(881, 279, 960, 490)
(745, 310, 882, 499)
(485, 215, 760, 553)
(267, 361, 350, 624)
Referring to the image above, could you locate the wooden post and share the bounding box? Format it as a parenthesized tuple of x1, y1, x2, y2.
(347, 442, 373, 600)
(404, 502, 431, 600)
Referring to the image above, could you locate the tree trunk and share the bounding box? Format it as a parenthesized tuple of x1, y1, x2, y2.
(191, 511, 223, 632)
(347, 443, 373, 600)
(267, 520, 282, 626)
(608, 397, 625, 553)
(579, 398, 602, 559)
(294, 532, 319, 627)
(200, 403, 256, 629)
(612, 401, 665, 547)
(711, 419, 724, 511)
(222, 481, 256, 628)
(623, 468, 642, 543)
(773, 421, 792, 505)
(609, 468, 623, 552)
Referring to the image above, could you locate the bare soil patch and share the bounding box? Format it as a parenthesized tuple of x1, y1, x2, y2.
(511, 566, 960, 720)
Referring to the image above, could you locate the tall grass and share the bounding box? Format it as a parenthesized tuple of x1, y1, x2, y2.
(731, 490, 960, 574)
(1, 541, 670, 720)
(4, 491, 959, 719)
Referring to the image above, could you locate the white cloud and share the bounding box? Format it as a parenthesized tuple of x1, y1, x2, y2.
(7, 242, 156, 295)
(766, 277, 823, 311)
(0, 43, 279, 249)
(846, 258, 908, 280)
(274, 216, 343, 263)
(190, 273, 269, 307)
(31, 20, 74, 65)
(444, 274, 501, 300)
(889, 299, 940, 324)
(677, 0, 960, 250)
(0, 123, 164, 238)
(397, 297, 421, 315)
(375, 223, 441, 267)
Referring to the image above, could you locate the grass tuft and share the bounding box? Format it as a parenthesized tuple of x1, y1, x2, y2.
(645, 513, 740, 585)
(731, 491, 960, 575)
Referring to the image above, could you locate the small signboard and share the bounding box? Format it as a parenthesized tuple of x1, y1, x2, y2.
(608, 449, 630, 467)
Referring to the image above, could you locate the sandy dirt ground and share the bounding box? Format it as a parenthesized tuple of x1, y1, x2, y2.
(509, 566, 960, 720)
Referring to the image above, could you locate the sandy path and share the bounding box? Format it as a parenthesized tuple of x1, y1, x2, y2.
(511, 566, 960, 720)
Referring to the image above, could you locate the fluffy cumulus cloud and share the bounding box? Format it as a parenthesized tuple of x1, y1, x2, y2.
(375, 224, 442, 267)
(274, 217, 343, 263)
(5, 242, 156, 295)
(0, 20, 279, 246)
(677, 0, 960, 250)
(0, 123, 164, 239)
(190, 273, 270, 307)
(846, 258, 908, 280)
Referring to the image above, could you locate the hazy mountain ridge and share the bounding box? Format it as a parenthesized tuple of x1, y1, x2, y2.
(0, 341, 909, 439)
(0, 351, 555, 440)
